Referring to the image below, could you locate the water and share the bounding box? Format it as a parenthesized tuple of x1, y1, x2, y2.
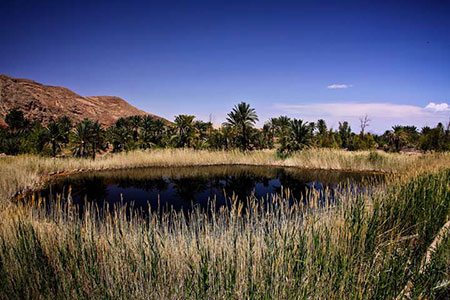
(34, 165, 383, 215)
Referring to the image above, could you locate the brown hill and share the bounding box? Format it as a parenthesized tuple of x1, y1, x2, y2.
(0, 74, 168, 126)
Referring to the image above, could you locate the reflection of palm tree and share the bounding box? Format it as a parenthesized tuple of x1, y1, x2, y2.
(68, 176, 108, 205)
(171, 177, 208, 202)
(116, 177, 169, 192)
(275, 169, 310, 201)
(222, 175, 258, 201)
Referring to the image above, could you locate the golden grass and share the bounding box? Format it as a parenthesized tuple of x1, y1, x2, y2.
(1, 148, 449, 204)
(0, 149, 449, 299)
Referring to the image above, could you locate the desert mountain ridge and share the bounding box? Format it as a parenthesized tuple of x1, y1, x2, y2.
(0, 74, 169, 126)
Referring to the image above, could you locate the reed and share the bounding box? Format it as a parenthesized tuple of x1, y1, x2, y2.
(1, 148, 449, 202)
(0, 149, 449, 299)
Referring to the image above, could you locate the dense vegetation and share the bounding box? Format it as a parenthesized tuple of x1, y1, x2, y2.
(1, 102, 449, 299)
(0, 165, 449, 299)
(1, 102, 449, 157)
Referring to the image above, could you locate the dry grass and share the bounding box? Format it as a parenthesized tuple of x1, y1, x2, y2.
(0, 149, 449, 299)
(1, 148, 449, 203)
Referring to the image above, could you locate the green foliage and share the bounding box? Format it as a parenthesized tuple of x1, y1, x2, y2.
(72, 119, 105, 158)
(5, 109, 29, 133)
(1, 169, 449, 298)
(349, 133, 376, 151)
(174, 115, 196, 147)
(223, 102, 259, 150)
(338, 121, 352, 149)
(0, 107, 449, 156)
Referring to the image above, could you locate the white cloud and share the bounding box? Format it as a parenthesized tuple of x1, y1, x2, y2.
(276, 102, 433, 118)
(327, 84, 351, 89)
(425, 102, 450, 112)
(273, 102, 450, 133)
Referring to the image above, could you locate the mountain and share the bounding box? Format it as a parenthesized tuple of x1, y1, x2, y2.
(0, 74, 168, 126)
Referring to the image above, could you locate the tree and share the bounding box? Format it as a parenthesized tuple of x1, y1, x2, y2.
(108, 117, 134, 152)
(46, 120, 65, 157)
(338, 121, 352, 149)
(90, 120, 104, 160)
(387, 126, 409, 152)
(174, 115, 196, 147)
(286, 119, 313, 151)
(29, 121, 48, 154)
(5, 109, 29, 134)
(419, 123, 448, 151)
(272, 116, 291, 150)
(56, 116, 72, 146)
(128, 115, 142, 142)
(72, 119, 94, 158)
(140, 116, 156, 149)
(359, 114, 370, 135)
(224, 102, 258, 150)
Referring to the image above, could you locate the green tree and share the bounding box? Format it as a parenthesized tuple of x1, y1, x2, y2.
(284, 119, 313, 152)
(108, 117, 134, 152)
(46, 120, 65, 157)
(56, 116, 72, 146)
(338, 121, 352, 149)
(128, 115, 142, 142)
(72, 119, 94, 158)
(387, 126, 409, 152)
(272, 116, 291, 150)
(224, 102, 258, 150)
(90, 120, 104, 160)
(5, 109, 29, 134)
(174, 115, 196, 147)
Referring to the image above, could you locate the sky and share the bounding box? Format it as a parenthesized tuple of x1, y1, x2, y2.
(1, 0, 449, 133)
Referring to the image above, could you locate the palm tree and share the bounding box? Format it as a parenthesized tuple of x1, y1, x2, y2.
(5, 109, 29, 134)
(128, 115, 142, 142)
(29, 121, 48, 153)
(388, 126, 408, 152)
(72, 119, 93, 158)
(46, 120, 64, 157)
(140, 116, 156, 149)
(108, 117, 134, 152)
(90, 120, 104, 160)
(221, 125, 235, 150)
(273, 116, 291, 150)
(56, 116, 72, 145)
(287, 119, 313, 151)
(224, 102, 258, 150)
(174, 115, 196, 147)
(152, 119, 165, 146)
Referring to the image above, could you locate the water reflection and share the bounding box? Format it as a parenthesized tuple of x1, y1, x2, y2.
(35, 165, 383, 215)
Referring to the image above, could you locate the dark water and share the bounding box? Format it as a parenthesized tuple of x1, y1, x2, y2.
(34, 165, 383, 215)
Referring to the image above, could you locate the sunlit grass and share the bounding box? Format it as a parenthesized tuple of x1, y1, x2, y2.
(0, 149, 449, 299)
(1, 148, 449, 203)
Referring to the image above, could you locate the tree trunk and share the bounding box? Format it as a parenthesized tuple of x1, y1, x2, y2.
(242, 124, 246, 150)
(52, 139, 56, 158)
(92, 142, 96, 160)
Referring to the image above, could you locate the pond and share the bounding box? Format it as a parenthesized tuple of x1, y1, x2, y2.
(34, 165, 383, 216)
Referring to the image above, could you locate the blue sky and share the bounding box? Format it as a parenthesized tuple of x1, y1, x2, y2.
(1, 0, 449, 132)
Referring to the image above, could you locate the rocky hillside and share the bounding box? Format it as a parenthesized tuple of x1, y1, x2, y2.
(0, 74, 167, 126)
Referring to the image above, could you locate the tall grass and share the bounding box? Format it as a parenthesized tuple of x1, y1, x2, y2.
(0, 169, 449, 299)
(0, 149, 449, 299)
(1, 148, 449, 202)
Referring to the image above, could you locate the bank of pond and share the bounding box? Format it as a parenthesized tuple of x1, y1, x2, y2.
(28, 165, 384, 217)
